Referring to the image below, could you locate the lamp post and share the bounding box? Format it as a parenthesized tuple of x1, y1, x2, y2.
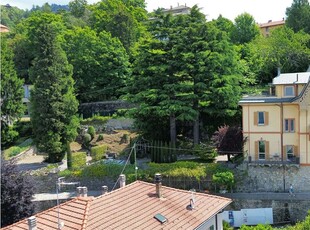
(56, 177, 79, 230)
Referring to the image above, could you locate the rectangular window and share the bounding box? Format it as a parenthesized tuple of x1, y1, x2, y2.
(286, 145, 294, 160)
(258, 112, 265, 125)
(284, 119, 295, 132)
(259, 141, 266, 160)
(284, 86, 294, 97)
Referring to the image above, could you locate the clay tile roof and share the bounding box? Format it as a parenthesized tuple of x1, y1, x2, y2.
(259, 20, 285, 28)
(1, 197, 93, 230)
(1, 181, 231, 230)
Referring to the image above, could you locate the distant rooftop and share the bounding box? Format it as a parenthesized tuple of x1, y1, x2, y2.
(258, 19, 285, 28)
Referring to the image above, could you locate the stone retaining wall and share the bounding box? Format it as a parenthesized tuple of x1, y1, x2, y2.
(235, 164, 310, 193)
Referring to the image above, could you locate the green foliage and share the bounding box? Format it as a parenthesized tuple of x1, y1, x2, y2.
(129, 6, 244, 142)
(15, 120, 33, 138)
(223, 221, 234, 230)
(83, 133, 92, 148)
(1, 35, 25, 147)
(147, 161, 206, 181)
(286, 0, 310, 34)
(80, 115, 111, 125)
(71, 152, 86, 170)
(89, 0, 147, 53)
(62, 26, 130, 102)
(28, 12, 79, 163)
(3, 147, 21, 160)
(90, 145, 108, 161)
(240, 224, 273, 230)
(231, 13, 260, 44)
(212, 171, 235, 190)
(87, 126, 96, 140)
(2, 138, 33, 160)
(193, 144, 217, 161)
(97, 134, 104, 141)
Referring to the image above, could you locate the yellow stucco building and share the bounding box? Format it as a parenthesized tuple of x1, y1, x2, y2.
(239, 68, 310, 166)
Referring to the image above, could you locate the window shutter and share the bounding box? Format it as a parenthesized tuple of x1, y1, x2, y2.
(254, 112, 258, 126)
(265, 141, 270, 160)
(264, 112, 269, 125)
(294, 145, 298, 157)
(255, 141, 259, 160)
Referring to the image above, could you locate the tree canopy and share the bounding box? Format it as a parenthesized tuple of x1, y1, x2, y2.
(286, 0, 310, 33)
(0, 34, 25, 147)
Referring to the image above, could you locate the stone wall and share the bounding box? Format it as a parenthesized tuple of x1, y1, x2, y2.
(235, 164, 310, 192)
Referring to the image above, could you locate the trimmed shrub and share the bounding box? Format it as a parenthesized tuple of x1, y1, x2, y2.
(90, 145, 108, 161)
(71, 152, 86, 170)
(83, 133, 92, 148)
(87, 126, 96, 140)
(97, 134, 104, 141)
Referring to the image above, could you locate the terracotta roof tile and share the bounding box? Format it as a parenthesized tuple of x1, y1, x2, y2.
(2, 181, 231, 230)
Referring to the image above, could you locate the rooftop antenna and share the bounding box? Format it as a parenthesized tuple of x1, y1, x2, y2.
(56, 177, 80, 229)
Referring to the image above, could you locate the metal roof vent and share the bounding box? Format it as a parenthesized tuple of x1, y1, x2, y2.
(27, 216, 37, 230)
(154, 213, 167, 224)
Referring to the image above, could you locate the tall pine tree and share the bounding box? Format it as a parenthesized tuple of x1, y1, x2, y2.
(28, 13, 79, 162)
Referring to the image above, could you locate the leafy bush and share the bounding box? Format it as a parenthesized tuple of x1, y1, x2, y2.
(97, 134, 104, 141)
(83, 133, 92, 148)
(193, 144, 217, 161)
(3, 147, 21, 160)
(87, 126, 96, 139)
(212, 171, 235, 190)
(90, 145, 108, 161)
(81, 115, 111, 125)
(71, 152, 86, 170)
(2, 138, 33, 160)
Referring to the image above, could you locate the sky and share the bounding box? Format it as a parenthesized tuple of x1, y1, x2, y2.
(6, 0, 294, 23)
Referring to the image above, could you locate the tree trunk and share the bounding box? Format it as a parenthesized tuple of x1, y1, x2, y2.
(170, 114, 176, 146)
(193, 117, 199, 145)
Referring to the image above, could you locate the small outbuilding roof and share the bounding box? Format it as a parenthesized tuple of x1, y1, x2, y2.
(272, 72, 310, 85)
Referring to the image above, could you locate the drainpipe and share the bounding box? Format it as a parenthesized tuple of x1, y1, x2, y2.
(280, 102, 285, 192)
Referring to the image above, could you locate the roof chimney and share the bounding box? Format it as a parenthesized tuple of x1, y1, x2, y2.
(155, 173, 162, 198)
(76, 186, 88, 197)
(102, 185, 108, 195)
(277, 67, 281, 76)
(28, 216, 37, 230)
(119, 174, 126, 188)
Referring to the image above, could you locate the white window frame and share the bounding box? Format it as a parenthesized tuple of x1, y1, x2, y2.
(284, 86, 294, 97)
(258, 112, 265, 125)
(259, 141, 266, 160)
(284, 119, 295, 132)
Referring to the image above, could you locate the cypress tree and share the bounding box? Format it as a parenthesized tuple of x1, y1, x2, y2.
(29, 13, 79, 163)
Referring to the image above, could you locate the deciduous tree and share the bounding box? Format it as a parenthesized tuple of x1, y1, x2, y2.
(286, 0, 310, 34)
